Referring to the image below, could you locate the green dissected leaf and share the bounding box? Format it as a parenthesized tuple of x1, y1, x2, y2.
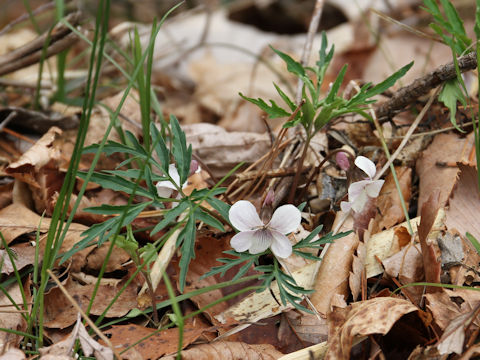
(83, 141, 146, 158)
(440, 0, 467, 38)
(293, 224, 324, 249)
(170, 115, 191, 185)
(325, 64, 347, 103)
(358, 62, 413, 102)
(150, 122, 169, 173)
(60, 202, 148, 263)
(103, 169, 161, 181)
(273, 83, 296, 111)
(78, 171, 153, 198)
(270, 46, 305, 77)
(178, 213, 196, 292)
(202, 251, 258, 279)
(205, 197, 231, 224)
(85, 203, 152, 215)
(150, 200, 189, 235)
(438, 78, 467, 131)
(239, 93, 291, 118)
(316, 31, 334, 85)
(114, 234, 138, 255)
(195, 208, 225, 232)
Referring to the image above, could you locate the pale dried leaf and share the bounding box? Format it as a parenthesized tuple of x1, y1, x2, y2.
(416, 133, 473, 215)
(366, 218, 422, 278)
(436, 312, 469, 355)
(445, 163, 480, 242)
(183, 123, 272, 178)
(0, 280, 30, 353)
(215, 262, 317, 325)
(160, 341, 283, 360)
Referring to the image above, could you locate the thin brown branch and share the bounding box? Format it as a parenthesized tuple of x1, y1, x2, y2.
(376, 51, 477, 121)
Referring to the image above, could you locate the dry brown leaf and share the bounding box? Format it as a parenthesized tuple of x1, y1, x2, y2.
(105, 323, 212, 360)
(445, 163, 480, 242)
(376, 166, 411, 230)
(0, 243, 36, 275)
(418, 192, 443, 293)
(425, 288, 480, 331)
(0, 279, 31, 353)
(416, 133, 473, 215)
(0, 203, 91, 272)
(43, 277, 138, 329)
(325, 297, 418, 360)
(183, 123, 272, 178)
(182, 234, 258, 325)
(311, 212, 359, 316)
(281, 311, 328, 345)
(39, 314, 113, 360)
(160, 341, 283, 360)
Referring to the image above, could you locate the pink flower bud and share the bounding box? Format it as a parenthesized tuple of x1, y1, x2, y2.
(336, 152, 350, 171)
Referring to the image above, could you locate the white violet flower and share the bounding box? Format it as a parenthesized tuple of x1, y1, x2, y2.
(156, 164, 186, 198)
(340, 156, 384, 213)
(228, 200, 301, 258)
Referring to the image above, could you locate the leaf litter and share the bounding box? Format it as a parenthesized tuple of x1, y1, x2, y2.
(0, 0, 480, 359)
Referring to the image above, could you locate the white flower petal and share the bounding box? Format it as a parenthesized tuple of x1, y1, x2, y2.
(270, 230, 292, 258)
(156, 181, 176, 198)
(230, 231, 255, 252)
(351, 190, 368, 213)
(269, 204, 301, 234)
(249, 229, 273, 254)
(355, 156, 377, 179)
(168, 164, 183, 188)
(340, 201, 352, 212)
(365, 179, 384, 198)
(348, 180, 371, 201)
(229, 200, 263, 231)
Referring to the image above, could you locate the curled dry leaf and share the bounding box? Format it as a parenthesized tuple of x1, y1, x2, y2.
(418, 192, 443, 293)
(311, 212, 359, 316)
(160, 341, 283, 360)
(325, 297, 418, 360)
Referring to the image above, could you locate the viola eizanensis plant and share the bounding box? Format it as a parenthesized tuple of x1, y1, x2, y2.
(60, 32, 404, 311)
